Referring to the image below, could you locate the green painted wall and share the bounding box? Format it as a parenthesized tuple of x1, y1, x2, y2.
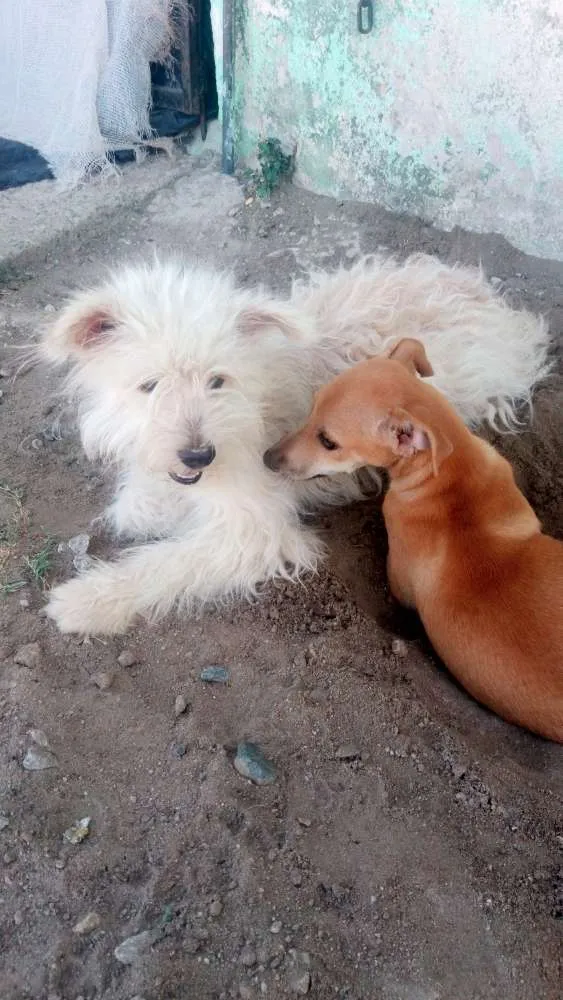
(232, 0, 563, 260)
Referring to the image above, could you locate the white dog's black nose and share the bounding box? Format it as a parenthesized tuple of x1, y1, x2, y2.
(177, 445, 216, 468)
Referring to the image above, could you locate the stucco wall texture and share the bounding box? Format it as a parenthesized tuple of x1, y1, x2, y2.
(234, 0, 563, 261)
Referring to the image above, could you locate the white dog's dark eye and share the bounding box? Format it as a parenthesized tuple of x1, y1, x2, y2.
(208, 375, 225, 390)
(318, 430, 338, 451)
(140, 379, 158, 394)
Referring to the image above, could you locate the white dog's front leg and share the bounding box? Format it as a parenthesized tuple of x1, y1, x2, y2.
(46, 517, 323, 635)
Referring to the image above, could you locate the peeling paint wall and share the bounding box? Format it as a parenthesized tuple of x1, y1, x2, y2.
(234, 0, 563, 260)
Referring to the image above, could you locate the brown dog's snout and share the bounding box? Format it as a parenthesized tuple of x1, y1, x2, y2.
(263, 445, 285, 472)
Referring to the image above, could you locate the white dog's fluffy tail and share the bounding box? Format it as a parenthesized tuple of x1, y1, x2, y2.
(295, 254, 551, 429)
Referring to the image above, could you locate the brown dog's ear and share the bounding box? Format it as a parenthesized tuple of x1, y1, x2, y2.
(386, 338, 434, 377)
(379, 406, 452, 476)
(42, 292, 118, 363)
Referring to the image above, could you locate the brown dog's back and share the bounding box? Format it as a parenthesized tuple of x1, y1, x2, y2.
(415, 530, 563, 741)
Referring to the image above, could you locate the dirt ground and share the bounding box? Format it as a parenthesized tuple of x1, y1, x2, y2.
(0, 152, 562, 1000)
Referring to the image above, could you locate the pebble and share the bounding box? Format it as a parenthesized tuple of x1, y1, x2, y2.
(0, 815, 9, 831)
(14, 642, 41, 669)
(239, 986, 255, 1000)
(240, 945, 257, 967)
(73, 911, 101, 935)
(3, 850, 17, 865)
(68, 534, 90, 557)
(114, 929, 158, 965)
(391, 638, 408, 657)
(336, 744, 361, 762)
(174, 694, 189, 717)
(286, 950, 311, 995)
(200, 665, 230, 684)
(209, 898, 223, 917)
(117, 649, 138, 668)
(270, 919, 282, 934)
(234, 742, 276, 785)
(0, 366, 13, 378)
(289, 869, 302, 887)
(22, 747, 58, 770)
(63, 817, 91, 845)
(92, 671, 114, 690)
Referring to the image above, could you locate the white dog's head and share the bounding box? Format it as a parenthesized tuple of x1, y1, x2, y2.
(42, 261, 312, 485)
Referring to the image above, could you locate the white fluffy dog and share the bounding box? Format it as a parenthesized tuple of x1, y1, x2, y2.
(41, 254, 549, 635)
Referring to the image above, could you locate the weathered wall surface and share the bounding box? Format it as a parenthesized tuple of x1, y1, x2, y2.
(234, 0, 563, 260)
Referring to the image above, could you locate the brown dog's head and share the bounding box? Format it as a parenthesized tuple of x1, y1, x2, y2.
(264, 338, 452, 479)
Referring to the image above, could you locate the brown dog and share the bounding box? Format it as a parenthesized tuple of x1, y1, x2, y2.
(264, 338, 563, 742)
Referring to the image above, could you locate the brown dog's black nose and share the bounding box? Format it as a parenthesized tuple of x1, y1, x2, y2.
(177, 444, 216, 469)
(263, 446, 283, 472)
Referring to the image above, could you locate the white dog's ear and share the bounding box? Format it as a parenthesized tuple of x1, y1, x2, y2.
(237, 301, 309, 342)
(42, 292, 119, 363)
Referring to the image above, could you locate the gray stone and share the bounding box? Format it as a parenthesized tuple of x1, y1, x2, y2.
(200, 665, 230, 684)
(14, 642, 41, 669)
(234, 742, 276, 785)
(240, 945, 257, 967)
(174, 694, 189, 717)
(286, 950, 311, 995)
(114, 929, 158, 964)
(391, 638, 408, 657)
(209, 898, 223, 917)
(73, 911, 101, 935)
(68, 534, 90, 557)
(117, 649, 138, 668)
(22, 747, 58, 770)
(63, 817, 91, 845)
(92, 671, 114, 690)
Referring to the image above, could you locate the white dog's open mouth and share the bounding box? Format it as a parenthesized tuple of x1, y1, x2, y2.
(169, 470, 203, 485)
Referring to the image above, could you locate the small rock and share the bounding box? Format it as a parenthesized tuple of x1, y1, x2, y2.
(289, 869, 302, 887)
(31, 437, 44, 450)
(22, 747, 58, 771)
(239, 986, 255, 1000)
(171, 742, 187, 758)
(240, 945, 257, 967)
(174, 694, 189, 717)
(114, 929, 158, 965)
(13, 909, 23, 926)
(0, 366, 13, 378)
(92, 671, 114, 690)
(73, 555, 93, 573)
(234, 742, 276, 785)
(297, 817, 311, 828)
(117, 649, 137, 668)
(336, 744, 361, 762)
(14, 642, 41, 669)
(3, 850, 17, 865)
(391, 638, 408, 657)
(63, 817, 91, 845)
(209, 898, 223, 917)
(286, 950, 311, 995)
(68, 534, 90, 557)
(54, 858, 66, 870)
(28, 728, 50, 748)
(73, 911, 101, 935)
(270, 919, 282, 934)
(44, 303, 56, 313)
(19, 597, 30, 609)
(200, 665, 229, 684)
(0, 815, 9, 831)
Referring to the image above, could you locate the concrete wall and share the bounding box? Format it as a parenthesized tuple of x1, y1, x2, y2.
(234, 0, 563, 260)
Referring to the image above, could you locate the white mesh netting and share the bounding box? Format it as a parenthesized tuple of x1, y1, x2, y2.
(0, 0, 173, 185)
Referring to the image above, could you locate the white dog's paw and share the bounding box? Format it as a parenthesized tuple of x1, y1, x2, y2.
(46, 575, 135, 635)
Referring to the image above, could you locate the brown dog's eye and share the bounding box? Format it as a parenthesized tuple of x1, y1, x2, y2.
(208, 375, 225, 390)
(140, 379, 158, 394)
(318, 430, 338, 451)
